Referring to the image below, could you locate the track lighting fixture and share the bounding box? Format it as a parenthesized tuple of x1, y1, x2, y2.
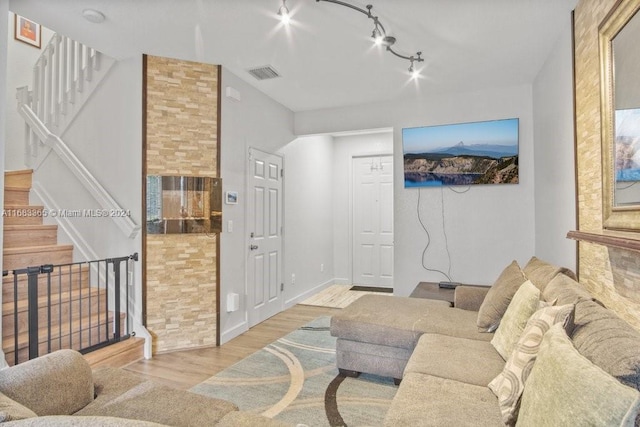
(276, 0, 424, 76)
(278, 0, 291, 25)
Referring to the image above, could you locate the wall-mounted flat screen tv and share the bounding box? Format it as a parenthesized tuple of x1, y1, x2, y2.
(402, 118, 519, 187)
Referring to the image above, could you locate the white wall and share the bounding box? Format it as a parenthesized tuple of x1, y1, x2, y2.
(296, 84, 537, 295)
(332, 131, 393, 283)
(532, 24, 577, 271)
(219, 67, 295, 344)
(5, 13, 54, 170)
(278, 135, 335, 304)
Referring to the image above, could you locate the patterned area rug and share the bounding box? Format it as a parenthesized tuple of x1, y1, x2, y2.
(190, 317, 397, 426)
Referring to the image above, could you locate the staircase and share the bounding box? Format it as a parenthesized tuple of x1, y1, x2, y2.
(2, 170, 143, 367)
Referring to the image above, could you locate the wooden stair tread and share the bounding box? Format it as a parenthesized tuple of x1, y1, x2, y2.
(3, 204, 43, 209)
(3, 225, 59, 250)
(4, 170, 33, 176)
(4, 170, 33, 190)
(3, 245, 74, 255)
(2, 287, 105, 315)
(84, 337, 145, 368)
(3, 264, 89, 285)
(3, 311, 124, 349)
(3, 245, 74, 271)
(3, 225, 57, 231)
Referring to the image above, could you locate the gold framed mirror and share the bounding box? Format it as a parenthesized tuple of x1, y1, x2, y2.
(601, 0, 640, 231)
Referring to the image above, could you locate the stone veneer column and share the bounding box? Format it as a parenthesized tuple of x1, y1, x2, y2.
(144, 55, 220, 352)
(574, 0, 640, 330)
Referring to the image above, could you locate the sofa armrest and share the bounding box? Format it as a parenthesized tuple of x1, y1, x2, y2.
(454, 285, 490, 311)
(0, 350, 94, 416)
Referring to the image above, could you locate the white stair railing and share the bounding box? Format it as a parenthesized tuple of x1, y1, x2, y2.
(16, 34, 139, 239)
(33, 34, 102, 130)
(21, 33, 114, 166)
(16, 103, 140, 239)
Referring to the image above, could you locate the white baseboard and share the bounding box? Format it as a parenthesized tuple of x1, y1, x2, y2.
(130, 320, 153, 359)
(220, 321, 248, 345)
(333, 277, 351, 285)
(284, 278, 336, 308)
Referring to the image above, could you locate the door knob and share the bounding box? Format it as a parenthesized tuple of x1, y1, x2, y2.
(250, 244, 259, 251)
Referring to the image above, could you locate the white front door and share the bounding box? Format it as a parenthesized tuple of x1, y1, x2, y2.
(352, 155, 394, 288)
(247, 148, 284, 327)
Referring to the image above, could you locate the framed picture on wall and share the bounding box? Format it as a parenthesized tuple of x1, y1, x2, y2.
(14, 14, 42, 48)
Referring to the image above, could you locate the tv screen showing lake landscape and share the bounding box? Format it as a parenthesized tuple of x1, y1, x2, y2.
(615, 108, 640, 182)
(402, 118, 519, 187)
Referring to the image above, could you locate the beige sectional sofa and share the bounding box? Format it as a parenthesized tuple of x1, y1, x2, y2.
(331, 257, 640, 426)
(0, 350, 289, 426)
(2, 256, 639, 426)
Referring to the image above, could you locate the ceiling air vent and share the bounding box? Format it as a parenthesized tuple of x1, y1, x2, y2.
(247, 65, 281, 81)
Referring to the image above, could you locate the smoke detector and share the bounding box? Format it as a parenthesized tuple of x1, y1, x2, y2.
(82, 9, 106, 23)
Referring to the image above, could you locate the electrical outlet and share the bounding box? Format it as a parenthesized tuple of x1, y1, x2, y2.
(320, 264, 324, 272)
(291, 273, 296, 284)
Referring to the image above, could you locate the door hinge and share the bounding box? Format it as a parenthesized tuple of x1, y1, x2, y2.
(281, 283, 284, 291)
(280, 168, 284, 178)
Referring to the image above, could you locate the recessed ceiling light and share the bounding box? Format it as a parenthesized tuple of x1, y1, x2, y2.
(82, 9, 105, 24)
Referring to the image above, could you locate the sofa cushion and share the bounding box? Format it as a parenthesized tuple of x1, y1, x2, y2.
(383, 372, 502, 427)
(331, 295, 490, 350)
(491, 281, 540, 360)
(405, 334, 504, 387)
(522, 256, 577, 292)
(0, 350, 94, 416)
(571, 299, 640, 392)
(336, 338, 413, 380)
(76, 367, 238, 426)
(517, 324, 640, 427)
(488, 304, 574, 426)
(0, 392, 37, 422)
(541, 273, 593, 305)
(476, 260, 526, 332)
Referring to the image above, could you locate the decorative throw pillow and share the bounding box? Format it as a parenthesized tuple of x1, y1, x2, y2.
(488, 304, 574, 426)
(542, 274, 593, 306)
(516, 324, 640, 427)
(0, 392, 37, 422)
(522, 256, 577, 292)
(477, 260, 527, 332)
(491, 280, 540, 360)
(571, 299, 640, 392)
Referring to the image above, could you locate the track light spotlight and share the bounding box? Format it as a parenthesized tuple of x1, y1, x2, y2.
(372, 25, 383, 45)
(278, 0, 291, 24)
(409, 52, 422, 78)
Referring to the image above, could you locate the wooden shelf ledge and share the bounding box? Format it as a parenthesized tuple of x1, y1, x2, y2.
(567, 230, 640, 252)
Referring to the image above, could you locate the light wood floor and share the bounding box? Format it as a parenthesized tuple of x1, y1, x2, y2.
(124, 304, 340, 390)
(300, 284, 393, 308)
